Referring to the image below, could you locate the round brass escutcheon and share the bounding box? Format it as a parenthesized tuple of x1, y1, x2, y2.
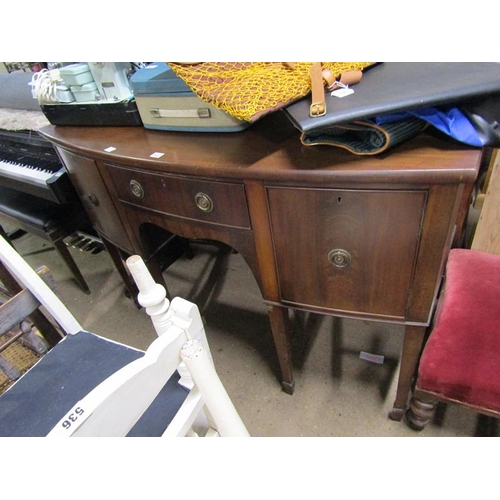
(130, 179, 144, 198)
(195, 192, 214, 212)
(328, 249, 351, 268)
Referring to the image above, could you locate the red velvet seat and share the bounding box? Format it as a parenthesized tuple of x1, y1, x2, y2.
(406, 248, 500, 430)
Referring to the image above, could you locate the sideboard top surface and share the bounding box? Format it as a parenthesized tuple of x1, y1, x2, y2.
(39, 112, 482, 185)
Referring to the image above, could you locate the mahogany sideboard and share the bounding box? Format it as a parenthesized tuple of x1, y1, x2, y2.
(39, 112, 482, 420)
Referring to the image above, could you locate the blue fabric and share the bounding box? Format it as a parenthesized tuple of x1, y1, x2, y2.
(373, 106, 485, 147)
(0, 331, 188, 437)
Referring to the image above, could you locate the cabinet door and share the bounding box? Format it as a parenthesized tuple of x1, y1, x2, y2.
(56, 148, 133, 253)
(267, 187, 426, 320)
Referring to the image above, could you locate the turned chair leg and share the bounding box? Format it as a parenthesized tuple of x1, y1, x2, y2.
(405, 394, 438, 431)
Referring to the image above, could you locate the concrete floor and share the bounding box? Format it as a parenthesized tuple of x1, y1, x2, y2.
(5, 228, 499, 437)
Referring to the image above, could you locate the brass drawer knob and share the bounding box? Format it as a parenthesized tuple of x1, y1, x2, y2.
(328, 249, 351, 268)
(87, 193, 99, 206)
(195, 192, 214, 212)
(130, 180, 144, 198)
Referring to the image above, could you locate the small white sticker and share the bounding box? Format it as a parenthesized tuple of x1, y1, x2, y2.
(359, 351, 385, 364)
(331, 88, 355, 98)
(150, 152, 164, 158)
(104, 146, 116, 152)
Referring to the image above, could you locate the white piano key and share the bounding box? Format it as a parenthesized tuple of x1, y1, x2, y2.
(0, 160, 53, 186)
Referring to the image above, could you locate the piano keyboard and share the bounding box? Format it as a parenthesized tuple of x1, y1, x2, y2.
(0, 151, 60, 187)
(0, 128, 72, 203)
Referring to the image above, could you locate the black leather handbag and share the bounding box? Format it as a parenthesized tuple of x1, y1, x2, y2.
(285, 62, 500, 154)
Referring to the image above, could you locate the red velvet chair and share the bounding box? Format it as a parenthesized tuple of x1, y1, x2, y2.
(406, 248, 500, 430)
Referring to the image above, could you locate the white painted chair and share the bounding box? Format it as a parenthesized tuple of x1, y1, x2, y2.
(0, 235, 249, 437)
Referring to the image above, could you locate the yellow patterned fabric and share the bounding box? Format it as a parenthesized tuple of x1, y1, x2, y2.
(168, 62, 373, 122)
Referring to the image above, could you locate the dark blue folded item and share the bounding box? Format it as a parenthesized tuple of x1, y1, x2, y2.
(374, 106, 486, 147)
(299, 103, 495, 154)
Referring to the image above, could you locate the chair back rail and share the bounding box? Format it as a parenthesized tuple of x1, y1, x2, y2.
(0, 235, 82, 334)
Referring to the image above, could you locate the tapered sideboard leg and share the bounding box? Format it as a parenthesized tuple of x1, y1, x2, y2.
(389, 324, 426, 421)
(266, 304, 295, 395)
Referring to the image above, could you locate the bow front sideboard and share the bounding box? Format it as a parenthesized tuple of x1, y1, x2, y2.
(39, 112, 482, 420)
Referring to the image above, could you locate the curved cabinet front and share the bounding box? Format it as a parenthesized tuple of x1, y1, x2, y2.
(56, 148, 134, 254)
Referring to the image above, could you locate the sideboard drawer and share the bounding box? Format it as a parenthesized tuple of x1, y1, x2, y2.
(268, 187, 427, 319)
(107, 164, 251, 229)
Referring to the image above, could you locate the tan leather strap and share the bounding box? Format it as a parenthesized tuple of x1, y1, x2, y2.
(309, 65, 364, 117)
(309, 62, 326, 117)
(332, 69, 363, 89)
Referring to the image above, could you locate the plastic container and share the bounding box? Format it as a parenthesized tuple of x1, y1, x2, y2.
(70, 82, 100, 102)
(40, 98, 143, 126)
(56, 84, 75, 103)
(60, 63, 94, 86)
